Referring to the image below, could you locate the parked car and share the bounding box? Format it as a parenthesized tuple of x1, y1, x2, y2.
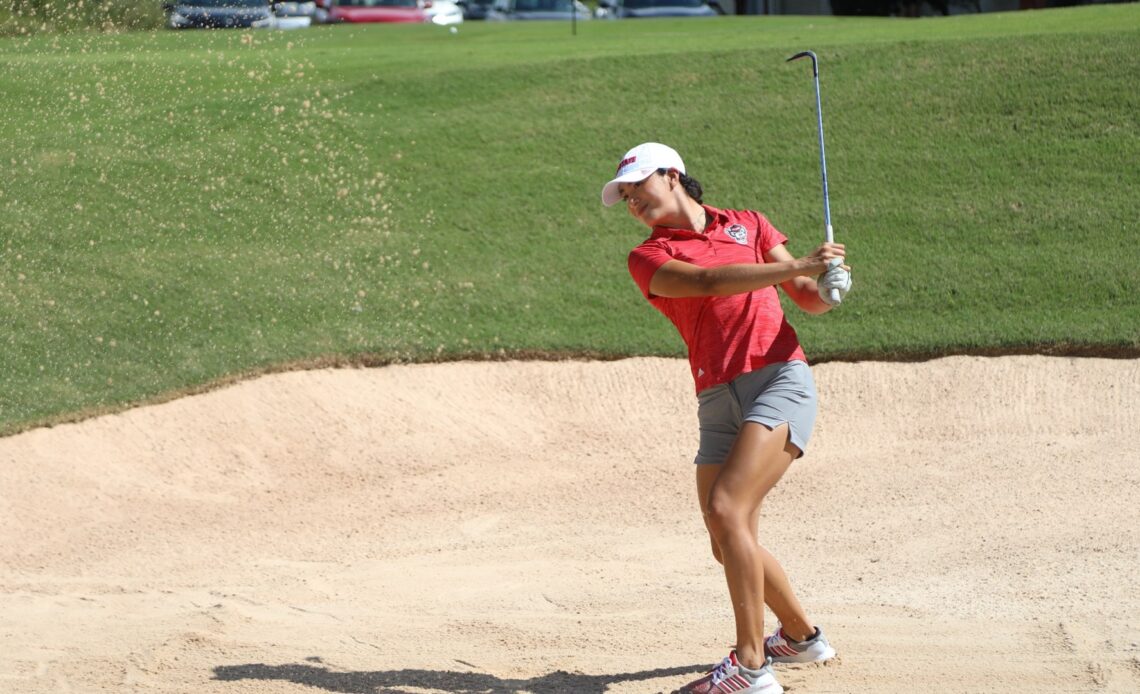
(486, 0, 590, 20)
(164, 0, 274, 28)
(328, 0, 463, 24)
(312, 0, 333, 21)
(594, 0, 723, 18)
(268, 0, 315, 26)
(424, 0, 465, 23)
(273, 0, 318, 18)
(455, 0, 494, 19)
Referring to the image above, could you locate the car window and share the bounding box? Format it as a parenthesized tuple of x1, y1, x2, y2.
(179, 0, 269, 6)
(515, 0, 573, 9)
(623, 0, 704, 8)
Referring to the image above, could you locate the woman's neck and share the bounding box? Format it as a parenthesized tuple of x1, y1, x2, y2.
(680, 199, 708, 233)
(658, 198, 707, 233)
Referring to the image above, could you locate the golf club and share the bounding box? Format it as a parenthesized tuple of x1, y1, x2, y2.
(787, 49, 841, 305)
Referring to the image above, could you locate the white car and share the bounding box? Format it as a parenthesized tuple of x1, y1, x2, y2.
(425, 0, 465, 24)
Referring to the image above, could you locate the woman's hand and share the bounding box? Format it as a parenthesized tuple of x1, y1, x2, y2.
(801, 242, 847, 275)
(817, 257, 853, 306)
(765, 242, 851, 313)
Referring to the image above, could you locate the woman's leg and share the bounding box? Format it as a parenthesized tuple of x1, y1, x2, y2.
(701, 491, 816, 642)
(696, 422, 811, 666)
(753, 544, 814, 642)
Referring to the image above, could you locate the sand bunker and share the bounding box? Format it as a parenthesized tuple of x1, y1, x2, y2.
(1, 355, 1138, 693)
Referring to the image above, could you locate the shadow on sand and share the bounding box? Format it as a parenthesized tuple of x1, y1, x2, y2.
(213, 659, 702, 693)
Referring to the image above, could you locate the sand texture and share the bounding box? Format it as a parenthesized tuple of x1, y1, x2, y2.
(2, 355, 1138, 693)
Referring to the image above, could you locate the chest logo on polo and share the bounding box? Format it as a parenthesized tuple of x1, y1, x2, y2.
(724, 224, 749, 245)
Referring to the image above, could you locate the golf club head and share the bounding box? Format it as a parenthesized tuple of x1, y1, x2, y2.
(787, 50, 819, 77)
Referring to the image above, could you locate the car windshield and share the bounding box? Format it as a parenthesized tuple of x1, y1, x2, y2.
(337, 0, 417, 6)
(513, 0, 574, 10)
(178, 0, 267, 6)
(622, 0, 703, 7)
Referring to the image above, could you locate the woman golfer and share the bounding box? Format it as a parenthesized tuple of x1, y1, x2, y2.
(601, 143, 850, 694)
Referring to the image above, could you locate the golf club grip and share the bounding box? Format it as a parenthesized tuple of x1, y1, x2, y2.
(825, 223, 840, 304)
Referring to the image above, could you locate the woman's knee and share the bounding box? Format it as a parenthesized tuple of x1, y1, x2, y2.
(704, 491, 752, 545)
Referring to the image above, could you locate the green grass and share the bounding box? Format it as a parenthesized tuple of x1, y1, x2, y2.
(0, 0, 164, 36)
(1, 7, 1138, 435)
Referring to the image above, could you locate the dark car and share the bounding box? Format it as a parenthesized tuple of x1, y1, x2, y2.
(594, 0, 723, 18)
(164, 0, 274, 28)
(456, 0, 493, 19)
(486, 0, 591, 20)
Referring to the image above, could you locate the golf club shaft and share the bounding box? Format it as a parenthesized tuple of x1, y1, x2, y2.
(788, 50, 840, 304)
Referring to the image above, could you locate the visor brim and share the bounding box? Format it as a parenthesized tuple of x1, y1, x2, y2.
(600, 167, 657, 207)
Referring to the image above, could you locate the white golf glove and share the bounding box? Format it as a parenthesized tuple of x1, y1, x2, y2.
(818, 257, 852, 306)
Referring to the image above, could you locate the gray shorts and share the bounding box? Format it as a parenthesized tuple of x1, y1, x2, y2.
(694, 360, 818, 465)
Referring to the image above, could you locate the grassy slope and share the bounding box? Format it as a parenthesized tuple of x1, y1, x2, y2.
(1, 7, 1137, 434)
(0, 0, 165, 37)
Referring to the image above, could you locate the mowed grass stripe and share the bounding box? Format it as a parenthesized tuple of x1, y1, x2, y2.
(1, 7, 1137, 434)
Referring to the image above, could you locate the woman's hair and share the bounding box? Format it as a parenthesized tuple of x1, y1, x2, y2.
(658, 168, 704, 204)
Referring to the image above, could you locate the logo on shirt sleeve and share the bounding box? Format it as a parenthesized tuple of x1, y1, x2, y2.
(725, 224, 749, 245)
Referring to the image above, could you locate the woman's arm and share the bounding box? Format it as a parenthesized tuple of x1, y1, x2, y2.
(767, 243, 844, 315)
(648, 242, 844, 299)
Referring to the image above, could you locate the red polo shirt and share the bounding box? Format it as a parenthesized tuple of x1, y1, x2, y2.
(627, 205, 807, 394)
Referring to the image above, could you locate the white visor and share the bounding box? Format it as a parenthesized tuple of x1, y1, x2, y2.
(600, 142, 685, 207)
